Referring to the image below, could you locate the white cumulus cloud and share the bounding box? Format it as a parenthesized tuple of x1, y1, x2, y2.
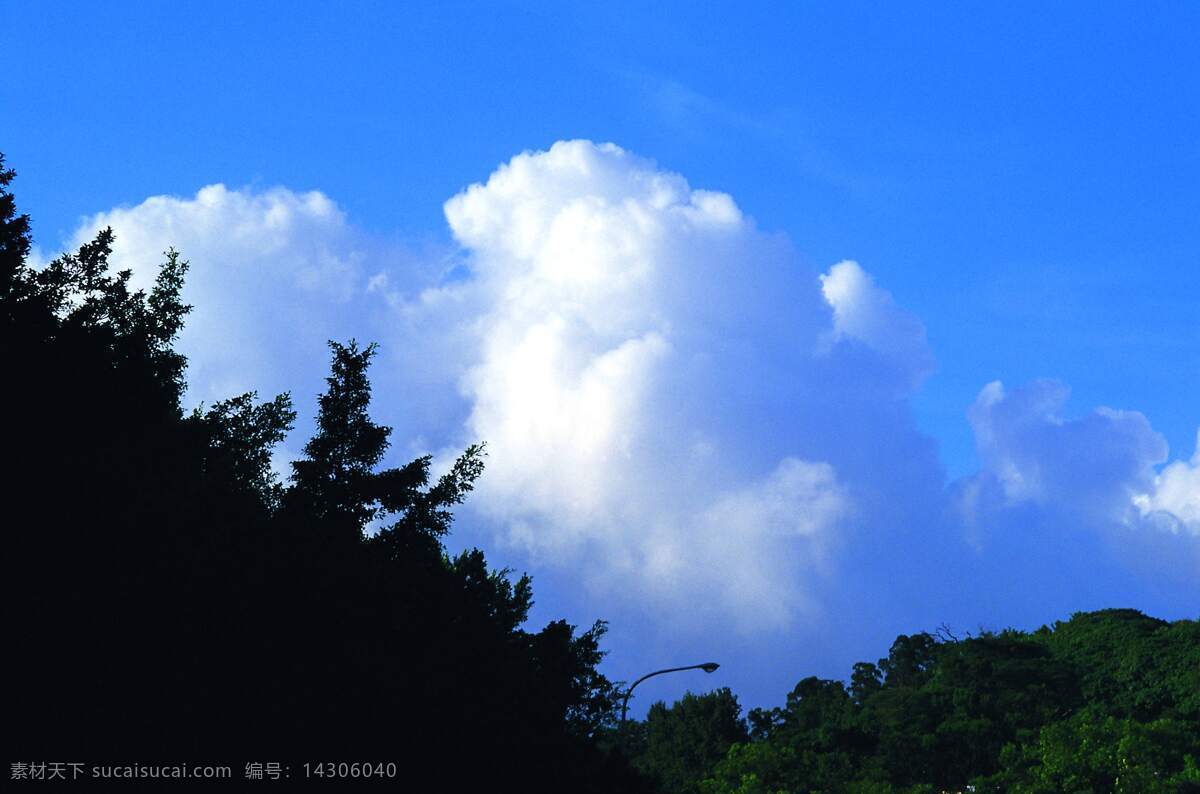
(50, 139, 1197, 641)
(416, 140, 937, 630)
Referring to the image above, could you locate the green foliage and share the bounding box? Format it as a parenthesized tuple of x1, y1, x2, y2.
(630, 611, 1199, 793)
(700, 741, 800, 794)
(1034, 609, 1200, 722)
(975, 710, 1200, 793)
(632, 688, 750, 794)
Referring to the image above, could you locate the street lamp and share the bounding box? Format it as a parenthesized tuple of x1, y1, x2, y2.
(619, 662, 720, 740)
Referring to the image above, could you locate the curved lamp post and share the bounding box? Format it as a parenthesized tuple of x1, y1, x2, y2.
(619, 662, 720, 741)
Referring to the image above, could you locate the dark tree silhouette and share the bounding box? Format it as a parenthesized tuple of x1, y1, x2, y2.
(2, 154, 649, 791)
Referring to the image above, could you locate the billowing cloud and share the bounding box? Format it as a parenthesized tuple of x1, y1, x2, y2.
(49, 140, 1198, 647)
(422, 140, 938, 630)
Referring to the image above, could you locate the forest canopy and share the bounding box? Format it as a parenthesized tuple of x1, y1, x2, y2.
(624, 609, 1199, 793)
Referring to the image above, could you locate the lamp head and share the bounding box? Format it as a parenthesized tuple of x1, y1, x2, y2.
(699, 662, 720, 673)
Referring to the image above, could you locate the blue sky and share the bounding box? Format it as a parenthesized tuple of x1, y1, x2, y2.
(5, 2, 1198, 712)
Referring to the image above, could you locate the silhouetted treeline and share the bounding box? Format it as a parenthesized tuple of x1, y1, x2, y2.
(2, 155, 650, 790)
(625, 609, 1199, 793)
(9, 152, 1199, 792)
